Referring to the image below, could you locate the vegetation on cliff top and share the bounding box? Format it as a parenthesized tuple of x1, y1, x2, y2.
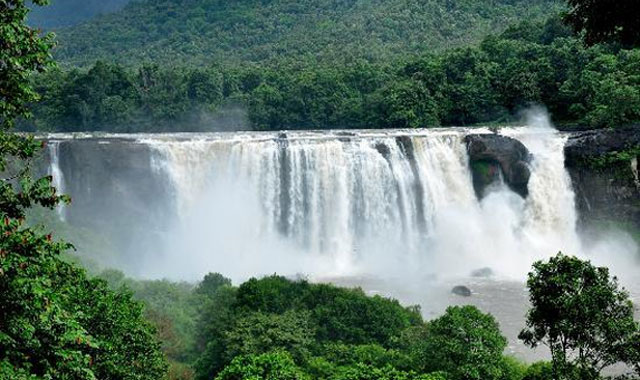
(22, 16, 640, 132)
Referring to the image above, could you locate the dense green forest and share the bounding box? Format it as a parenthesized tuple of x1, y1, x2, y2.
(89, 254, 640, 380)
(19, 0, 640, 131)
(23, 16, 640, 132)
(51, 0, 562, 67)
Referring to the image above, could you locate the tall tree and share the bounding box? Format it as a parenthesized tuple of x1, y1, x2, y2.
(519, 253, 638, 379)
(421, 305, 508, 380)
(1, 2, 167, 378)
(564, 0, 640, 47)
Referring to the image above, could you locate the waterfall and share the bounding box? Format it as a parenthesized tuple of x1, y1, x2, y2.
(47, 141, 66, 221)
(127, 127, 580, 280)
(39, 122, 612, 282)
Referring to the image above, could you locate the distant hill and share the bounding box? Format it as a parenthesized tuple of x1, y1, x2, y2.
(28, 0, 132, 29)
(51, 0, 563, 67)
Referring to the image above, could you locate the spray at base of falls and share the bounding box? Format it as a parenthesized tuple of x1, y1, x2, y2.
(134, 118, 631, 283)
(44, 114, 639, 283)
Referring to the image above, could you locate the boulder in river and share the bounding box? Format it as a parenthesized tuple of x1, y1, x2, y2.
(452, 285, 472, 297)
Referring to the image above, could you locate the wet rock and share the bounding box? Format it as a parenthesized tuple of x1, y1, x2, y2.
(452, 285, 472, 297)
(396, 135, 415, 160)
(51, 139, 174, 263)
(375, 143, 391, 159)
(465, 134, 532, 199)
(564, 128, 640, 162)
(471, 267, 494, 278)
(564, 128, 640, 230)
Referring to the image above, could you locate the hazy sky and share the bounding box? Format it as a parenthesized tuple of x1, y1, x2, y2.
(28, 0, 132, 29)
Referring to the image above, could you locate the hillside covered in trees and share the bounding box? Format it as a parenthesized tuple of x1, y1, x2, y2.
(20, 0, 640, 132)
(51, 0, 563, 67)
(24, 16, 640, 132)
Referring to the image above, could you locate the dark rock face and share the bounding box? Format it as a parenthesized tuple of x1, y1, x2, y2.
(452, 285, 472, 297)
(564, 128, 640, 230)
(465, 134, 532, 199)
(49, 139, 175, 268)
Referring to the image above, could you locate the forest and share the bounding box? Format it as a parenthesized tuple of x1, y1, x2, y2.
(22, 15, 640, 132)
(49, 0, 561, 67)
(6, 251, 638, 380)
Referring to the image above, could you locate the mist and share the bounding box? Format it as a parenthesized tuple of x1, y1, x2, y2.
(82, 108, 633, 288)
(28, 0, 132, 29)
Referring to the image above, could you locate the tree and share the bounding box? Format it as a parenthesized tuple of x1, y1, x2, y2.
(519, 253, 638, 379)
(1, 2, 167, 378)
(522, 362, 553, 380)
(1, 0, 55, 130)
(194, 285, 238, 380)
(330, 363, 447, 380)
(195, 272, 232, 298)
(564, 0, 640, 47)
(222, 310, 315, 364)
(234, 276, 421, 347)
(421, 305, 508, 380)
(215, 351, 309, 380)
(367, 79, 441, 128)
(61, 274, 168, 380)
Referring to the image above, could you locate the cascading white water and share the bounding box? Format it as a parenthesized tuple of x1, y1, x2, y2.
(41, 123, 640, 361)
(137, 124, 583, 281)
(47, 141, 66, 221)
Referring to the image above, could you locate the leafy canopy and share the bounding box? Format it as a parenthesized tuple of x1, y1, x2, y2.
(421, 305, 508, 380)
(1, 1, 168, 378)
(519, 253, 638, 379)
(51, 0, 561, 67)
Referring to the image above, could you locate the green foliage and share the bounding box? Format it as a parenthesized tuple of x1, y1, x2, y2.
(522, 362, 553, 380)
(195, 272, 232, 298)
(500, 356, 529, 380)
(329, 363, 447, 380)
(559, 50, 640, 128)
(51, 0, 561, 67)
(193, 283, 238, 379)
(0, 0, 55, 131)
(222, 310, 314, 364)
(587, 145, 640, 169)
(1, 3, 87, 377)
(564, 0, 640, 47)
(315, 343, 410, 371)
(193, 275, 423, 380)
(1, 3, 168, 378)
(61, 274, 168, 380)
(235, 276, 422, 346)
(215, 351, 309, 380)
(519, 253, 638, 379)
(23, 16, 640, 132)
(420, 306, 508, 380)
